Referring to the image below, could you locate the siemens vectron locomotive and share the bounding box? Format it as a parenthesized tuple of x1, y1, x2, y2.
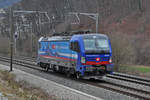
(37, 33, 113, 79)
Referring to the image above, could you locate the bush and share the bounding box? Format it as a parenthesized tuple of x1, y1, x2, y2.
(0, 38, 10, 55)
(139, 43, 150, 65)
(108, 33, 136, 71)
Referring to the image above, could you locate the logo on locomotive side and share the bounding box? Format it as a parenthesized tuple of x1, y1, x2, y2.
(52, 44, 56, 49)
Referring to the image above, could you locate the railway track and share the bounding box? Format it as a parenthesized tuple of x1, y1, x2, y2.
(8, 54, 150, 84)
(0, 56, 40, 71)
(0, 56, 150, 100)
(83, 80, 150, 100)
(15, 55, 150, 86)
(111, 72, 150, 82)
(0, 54, 36, 62)
(15, 56, 36, 62)
(107, 72, 150, 86)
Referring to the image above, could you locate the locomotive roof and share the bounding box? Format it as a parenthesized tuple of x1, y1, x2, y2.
(76, 33, 108, 38)
(39, 33, 108, 42)
(39, 36, 71, 42)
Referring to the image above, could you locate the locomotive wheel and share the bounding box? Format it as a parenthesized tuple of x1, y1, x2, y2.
(40, 63, 45, 71)
(75, 72, 81, 79)
(52, 65, 57, 72)
(66, 71, 71, 78)
(66, 68, 75, 78)
(39, 62, 43, 68)
(46, 64, 49, 72)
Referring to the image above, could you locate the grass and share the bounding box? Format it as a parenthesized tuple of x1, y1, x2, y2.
(116, 65, 150, 77)
(134, 66, 150, 73)
(0, 70, 56, 100)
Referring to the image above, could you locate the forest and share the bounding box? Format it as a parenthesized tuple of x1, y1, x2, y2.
(0, 0, 149, 70)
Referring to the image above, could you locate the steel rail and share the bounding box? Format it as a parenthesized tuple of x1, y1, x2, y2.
(106, 74, 150, 86)
(80, 79, 150, 100)
(111, 72, 150, 82)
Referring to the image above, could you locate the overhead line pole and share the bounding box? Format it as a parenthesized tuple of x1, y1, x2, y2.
(9, 8, 14, 71)
(96, 13, 99, 33)
(139, 0, 143, 12)
(69, 12, 99, 33)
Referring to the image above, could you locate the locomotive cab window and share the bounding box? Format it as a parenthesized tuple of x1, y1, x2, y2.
(83, 38, 110, 51)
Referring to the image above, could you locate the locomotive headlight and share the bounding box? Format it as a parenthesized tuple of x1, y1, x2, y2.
(109, 57, 112, 63)
(81, 57, 86, 63)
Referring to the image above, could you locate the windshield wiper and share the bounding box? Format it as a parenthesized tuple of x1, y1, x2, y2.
(85, 50, 110, 54)
(100, 50, 110, 54)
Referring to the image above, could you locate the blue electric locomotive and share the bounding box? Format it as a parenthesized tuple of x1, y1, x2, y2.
(37, 33, 113, 79)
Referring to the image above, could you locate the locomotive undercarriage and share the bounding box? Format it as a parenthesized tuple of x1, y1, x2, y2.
(38, 61, 109, 79)
(80, 65, 106, 79)
(38, 57, 110, 79)
(38, 60, 78, 78)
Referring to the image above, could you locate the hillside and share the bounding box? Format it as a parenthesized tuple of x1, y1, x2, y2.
(19, 0, 150, 65)
(11, 0, 139, 33)
(0, 0, 150, 65)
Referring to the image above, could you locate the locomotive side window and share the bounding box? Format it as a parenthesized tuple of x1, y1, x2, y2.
(70, 42, 74, 50)
(70, 42, 80, 52)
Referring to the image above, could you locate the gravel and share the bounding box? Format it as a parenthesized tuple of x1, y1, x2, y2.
(0, 61, 137, 100)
